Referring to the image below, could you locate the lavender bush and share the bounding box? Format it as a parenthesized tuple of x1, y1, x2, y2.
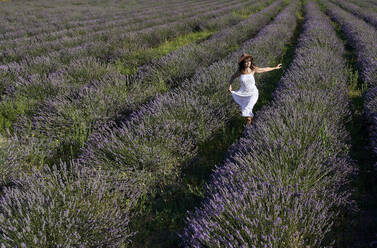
(320, 0, 377, 88)
(182, 1, 355, 246)
(0, 161, 137, 247)
(365, 87, 377, 171)
(329, 0, 377, 28)
(348, 0, 377, 10)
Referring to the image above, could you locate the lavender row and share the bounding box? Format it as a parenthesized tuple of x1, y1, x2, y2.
(0, 0, 181, 40)
(320, 0, 377, 171)
(0, 0, 224, 48)
(0, 0, 192, 38)
(330, 0, 377, 28)
(0, 160, 138, 247)
(0, 0, 256, 73)
(340, 0, 377, 10)
(365, 88, 377, 171)
(320, 0, 377, 88)
(13, 0, 283, 166)
(0, 0, 239, 64)
(182, 1, 355, 246)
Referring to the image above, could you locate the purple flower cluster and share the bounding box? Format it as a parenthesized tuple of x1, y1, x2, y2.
(329, 0, 377, 28)
(349, 0, 377, 9)
(182, 1, 356, 246)
(0, 161, 137, 247)
(321, 0, 377, 88)
(365, 87, 377, 171)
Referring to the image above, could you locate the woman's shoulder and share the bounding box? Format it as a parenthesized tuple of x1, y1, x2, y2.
(251, 66, 259, 72)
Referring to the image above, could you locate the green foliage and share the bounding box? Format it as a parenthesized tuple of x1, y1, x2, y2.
(0, 96, 28, 135)
(115, 30, 214, 75)
(348, 67, 359, 91)
(0, 81, 59, 137)
(232, 0, 275, 18)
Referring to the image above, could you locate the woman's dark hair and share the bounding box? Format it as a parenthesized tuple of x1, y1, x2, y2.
(238, 57, 255, 73)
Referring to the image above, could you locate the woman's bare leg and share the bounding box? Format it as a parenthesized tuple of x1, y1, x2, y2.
(247, 117, 252, 125)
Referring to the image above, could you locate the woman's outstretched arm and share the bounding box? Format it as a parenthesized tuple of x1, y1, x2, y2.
(254, 64, 282, 73)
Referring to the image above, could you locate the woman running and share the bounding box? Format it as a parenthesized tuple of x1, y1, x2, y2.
(228, 53, 282, 125)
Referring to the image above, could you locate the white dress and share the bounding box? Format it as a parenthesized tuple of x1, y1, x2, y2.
(231, 73, 259, 117)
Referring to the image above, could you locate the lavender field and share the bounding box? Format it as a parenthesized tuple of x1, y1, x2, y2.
(0, 0, 376, 247)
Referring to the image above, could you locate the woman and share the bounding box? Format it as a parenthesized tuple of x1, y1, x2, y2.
(228, 53, 282, 125)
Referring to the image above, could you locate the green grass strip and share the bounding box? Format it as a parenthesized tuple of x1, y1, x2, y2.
(0, 97, 29, 134)
(115, 30, 215, 75)
(233, 0, 273, 18)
